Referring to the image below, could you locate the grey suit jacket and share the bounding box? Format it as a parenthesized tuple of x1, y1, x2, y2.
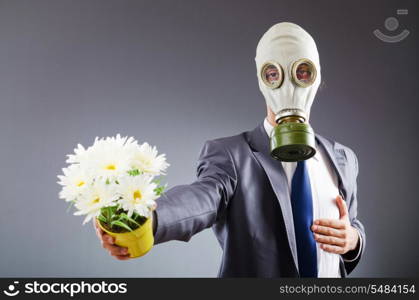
(153, 122, 366, 278)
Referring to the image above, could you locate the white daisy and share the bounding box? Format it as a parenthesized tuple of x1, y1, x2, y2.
(131, 142, 169, 175)
(59, 134, 168, 227)
(73, 179, 118, 224)
(84, 134, 137, 180)
(66, 143, 91, 165)
(116, 175, 158, 218)
(57, 164, 93, 202)
(103, 134, 138, 148)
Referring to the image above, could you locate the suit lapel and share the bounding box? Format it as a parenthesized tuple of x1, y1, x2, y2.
(247, 122, 300, 274)
(247, 122, 350, 276)
(315, 134, 349, 201)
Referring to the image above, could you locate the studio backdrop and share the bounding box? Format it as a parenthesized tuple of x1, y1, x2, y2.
(0, 0, 418, 277)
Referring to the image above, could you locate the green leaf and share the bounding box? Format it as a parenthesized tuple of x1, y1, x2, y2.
(152, 178, 161, 185)
(127, 169, 140, 176)
(97, 214, 107, 223)
(154, 185, 166, 196)
(110, 220, 133, 232)
(105, 206, 116, 223)
(119, 213, 140, 226)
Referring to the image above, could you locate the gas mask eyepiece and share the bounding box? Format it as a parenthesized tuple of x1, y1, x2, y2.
(291, 58, 317, 88)
(260, 58, 317, 90)
(260, 61, 284, 89)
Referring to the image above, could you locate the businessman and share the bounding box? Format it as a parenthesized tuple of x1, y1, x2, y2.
(94, 22, 365, 278)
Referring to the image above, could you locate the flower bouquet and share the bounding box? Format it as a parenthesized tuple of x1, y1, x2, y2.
(58, 134, 169, 258)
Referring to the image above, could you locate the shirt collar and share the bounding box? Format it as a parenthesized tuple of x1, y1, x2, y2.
(263, 118, 319, 161)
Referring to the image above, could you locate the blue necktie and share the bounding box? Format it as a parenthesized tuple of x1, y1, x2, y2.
(290, 160, 318, 277)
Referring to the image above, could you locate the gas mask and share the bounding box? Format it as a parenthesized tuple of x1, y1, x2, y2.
(255, 22, 321, 162)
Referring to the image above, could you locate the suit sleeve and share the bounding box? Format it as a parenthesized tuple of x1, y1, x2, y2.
(341, 149, 366, 274)
(153, 139, 237, 244)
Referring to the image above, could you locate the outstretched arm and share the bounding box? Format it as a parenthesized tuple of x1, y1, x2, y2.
(153, 139, 238, 244)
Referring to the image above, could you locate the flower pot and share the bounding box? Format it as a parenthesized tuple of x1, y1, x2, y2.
(97, 217, 154, 258)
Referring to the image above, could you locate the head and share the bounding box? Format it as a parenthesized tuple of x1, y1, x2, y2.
(255, 22, 321, 161)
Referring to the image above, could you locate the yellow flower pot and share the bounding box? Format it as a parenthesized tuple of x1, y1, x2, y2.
(97, 217, 154, 258)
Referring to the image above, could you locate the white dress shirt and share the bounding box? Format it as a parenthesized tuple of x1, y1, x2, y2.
(263, 118, 362, 277)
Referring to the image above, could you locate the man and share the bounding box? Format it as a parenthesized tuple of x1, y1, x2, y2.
(94, 22, 365, 278)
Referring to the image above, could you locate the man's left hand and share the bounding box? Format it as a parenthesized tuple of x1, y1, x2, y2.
(311, 195, 359, 255)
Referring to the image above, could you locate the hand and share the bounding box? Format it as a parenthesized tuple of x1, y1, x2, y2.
(311, 195, 359, 255)
(93, 219, 132, 261)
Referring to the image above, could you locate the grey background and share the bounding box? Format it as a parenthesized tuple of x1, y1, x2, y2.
(0, 0, 418, 277)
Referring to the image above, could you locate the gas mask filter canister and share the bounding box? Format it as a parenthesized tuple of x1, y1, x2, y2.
(255, 22, 321, 162)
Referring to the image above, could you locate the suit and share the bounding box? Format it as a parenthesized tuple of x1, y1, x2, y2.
(153, 122, 366, 277)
